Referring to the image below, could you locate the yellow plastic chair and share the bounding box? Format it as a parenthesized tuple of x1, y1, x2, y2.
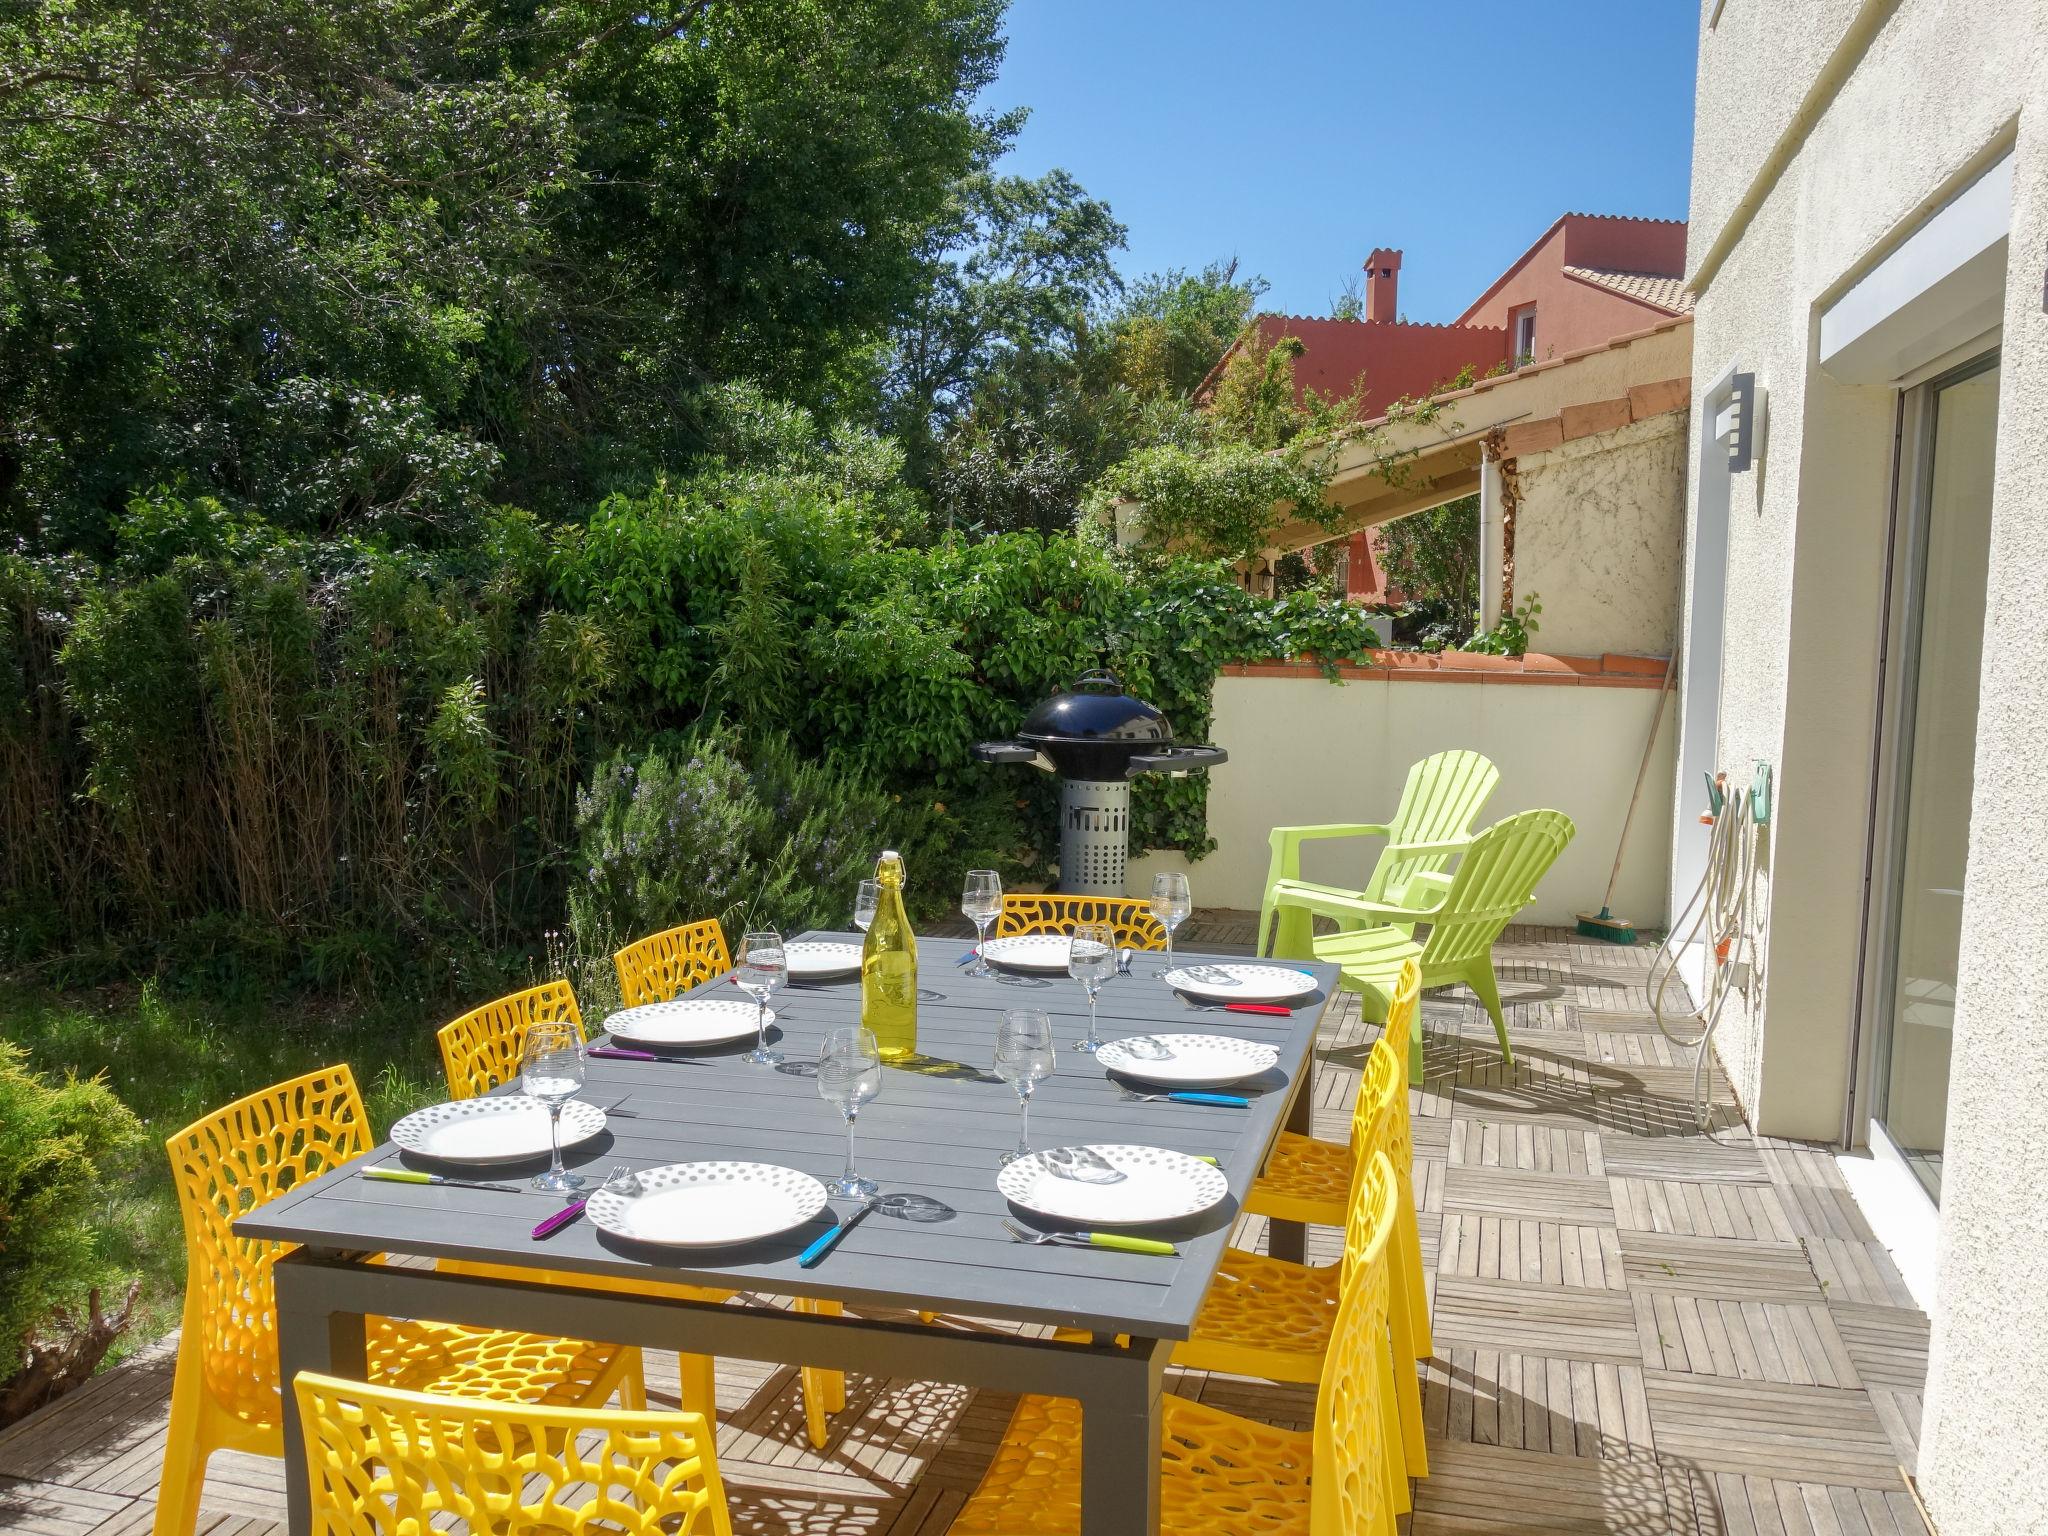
(436, 979, 583, 1100)
(993, 893, 1166, 949)
(152, 1065, 641, 1536)
(1246, 960, 1432, 1359)
(1313, 808, 1577, 1083)
(1259, 748, 1500, 959)
(952, 1151, 1404, 1536)
(614, 918, 733, 1007)
(293, 1370, 732, 1535)
(1174, 1023, 1428, 1482)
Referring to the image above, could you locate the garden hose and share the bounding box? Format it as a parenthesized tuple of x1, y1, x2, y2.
(1647, 775, 1757, 1130)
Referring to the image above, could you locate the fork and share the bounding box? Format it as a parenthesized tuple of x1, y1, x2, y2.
(1001, 1219, 1176, 1255)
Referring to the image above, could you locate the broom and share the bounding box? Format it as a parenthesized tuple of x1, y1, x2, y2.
(1577, 650, 1679, 944)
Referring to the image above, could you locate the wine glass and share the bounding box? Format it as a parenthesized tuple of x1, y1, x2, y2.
(818, 1026, 883, 1198)
(961, 869, 1002, 976)
(853, 878, 880, 934)
(993, 1010, 1055, 1165)
(1150, 871, 1192, 976)
(522, 1020, 586, 1193)
(1067, 921, 1115, 1054)
(736, 929, 787, 1066)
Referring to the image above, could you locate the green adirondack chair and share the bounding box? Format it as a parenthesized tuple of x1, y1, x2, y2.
(1258, 749, 1501, 960)
(1311, 808, 1577, 1084)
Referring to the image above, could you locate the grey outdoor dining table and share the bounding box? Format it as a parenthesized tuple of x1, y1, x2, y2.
(242, 933, 1340, 1536)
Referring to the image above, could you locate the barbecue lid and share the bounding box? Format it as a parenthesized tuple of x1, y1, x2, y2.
(1017, 669, 1173, 746)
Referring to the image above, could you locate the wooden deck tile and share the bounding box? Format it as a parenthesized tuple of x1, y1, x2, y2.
(1408, 1440, 1693, 1533)
(1610, 1177, 1797, 1244)
(1827, 1304, 1929, 1391)
(1447, 1117, 1606, 1174)
(1633, 1293, 1860, 1388)
(1618, 1231, 1826, 1303)
(1421, 1350, 1657, 1461)
(1438, 1213, 1629, 1290)
(1804, 1239, 1918, 1309)
(1599, 1134, 1768, 1185)
(1445, 1166, 1620, 1226)
(1671, 1468, 1931, 1536)
(1431, 1276, 1643, 1363)
(0, 1477, 134, 1536)
(1642, 1373, 1905, 1490)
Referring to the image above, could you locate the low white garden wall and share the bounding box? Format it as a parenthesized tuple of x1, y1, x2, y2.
(1129, 653, 1677, 933)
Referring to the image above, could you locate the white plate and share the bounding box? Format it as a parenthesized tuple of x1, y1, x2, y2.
(786, 941, 864, 980)
(391, 1098, 608, 1165)
(604, 997, 760, 1047)
(1162, 963, 1318, 1004)
(997, 1144, 1228, 1226)
(586, 1162, 829, 1248)
(1093, 1033, 1280, 1088)
(979, 935, 1080, 974)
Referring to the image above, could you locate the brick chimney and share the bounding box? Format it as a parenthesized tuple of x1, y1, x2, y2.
(1364, 248, 1402, 323)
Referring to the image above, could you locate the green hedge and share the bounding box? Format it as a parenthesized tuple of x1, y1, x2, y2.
(3, 466, 1391, 996)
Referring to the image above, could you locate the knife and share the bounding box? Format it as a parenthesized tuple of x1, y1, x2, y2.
(587, 1045, 656, 1061)
(797, 1194, 883, 1268)
(532, 1197, 590, 1240)
(363, 1167, 524, 1194)
(1060, 1231, 1178, 1255)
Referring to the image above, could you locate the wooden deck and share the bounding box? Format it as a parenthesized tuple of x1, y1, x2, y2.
(0, 920, 1932, 1535)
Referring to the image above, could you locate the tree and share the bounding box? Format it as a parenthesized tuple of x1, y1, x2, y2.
(922, 258, 1266, 535)
(1377, 493, 1481, 621)
(0, 0, 1011, 546)
(1095, 261, 1266, 404)
(884, 168, 1126, 488)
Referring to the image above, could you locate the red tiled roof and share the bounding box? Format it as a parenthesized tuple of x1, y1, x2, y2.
(1195, 315, 1508, 418)
(1562, 267, 1693, 314)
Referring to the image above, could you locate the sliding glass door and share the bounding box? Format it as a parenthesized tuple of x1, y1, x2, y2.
(1867, 353, 2000, 1203)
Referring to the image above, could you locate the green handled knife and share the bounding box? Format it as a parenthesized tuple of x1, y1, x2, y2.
(364, 1167, 523, 1194)
(1071, 1231, 1177, 1255)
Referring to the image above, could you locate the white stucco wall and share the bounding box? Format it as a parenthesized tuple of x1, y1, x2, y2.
(1684, 1, 2048, 1530)
(1131, 672, 1674, 930)
(1511, 414, 1687, 657)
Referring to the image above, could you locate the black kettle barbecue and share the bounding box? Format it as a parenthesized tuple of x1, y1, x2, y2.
(973, 669, 1227, 895)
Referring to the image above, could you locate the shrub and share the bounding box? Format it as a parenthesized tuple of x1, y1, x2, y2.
(565, 728, 1023, 969)
(0, 1041, 146, 1424)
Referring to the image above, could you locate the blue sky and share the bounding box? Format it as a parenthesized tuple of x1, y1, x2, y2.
(987, 3, 1698, 323)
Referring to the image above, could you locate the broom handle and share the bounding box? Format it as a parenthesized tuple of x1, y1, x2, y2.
(1602, 652, 1680, 910)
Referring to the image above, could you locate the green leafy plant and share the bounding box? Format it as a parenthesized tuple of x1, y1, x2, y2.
(564, 729, 946, 956)
(1464, 593, 1544, 657)
(0, 1041, 145, 1425)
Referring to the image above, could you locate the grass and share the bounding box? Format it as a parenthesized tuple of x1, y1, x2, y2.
(0, 976, 451, 1365)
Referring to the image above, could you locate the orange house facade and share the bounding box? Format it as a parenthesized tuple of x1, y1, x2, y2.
(1201, 215, 1690, 603)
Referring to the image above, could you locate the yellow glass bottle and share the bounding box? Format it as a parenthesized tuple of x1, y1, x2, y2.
(861, 850, 919, 1061)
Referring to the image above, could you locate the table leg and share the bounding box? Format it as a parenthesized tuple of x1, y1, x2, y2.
(1268, 1045, 1317, 1263)
(1080, 1335, 1170, 1535)
(276, 1256, 367, 1536)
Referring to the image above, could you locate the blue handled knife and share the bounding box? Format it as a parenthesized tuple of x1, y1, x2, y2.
(798, 1195, 882, 1268)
